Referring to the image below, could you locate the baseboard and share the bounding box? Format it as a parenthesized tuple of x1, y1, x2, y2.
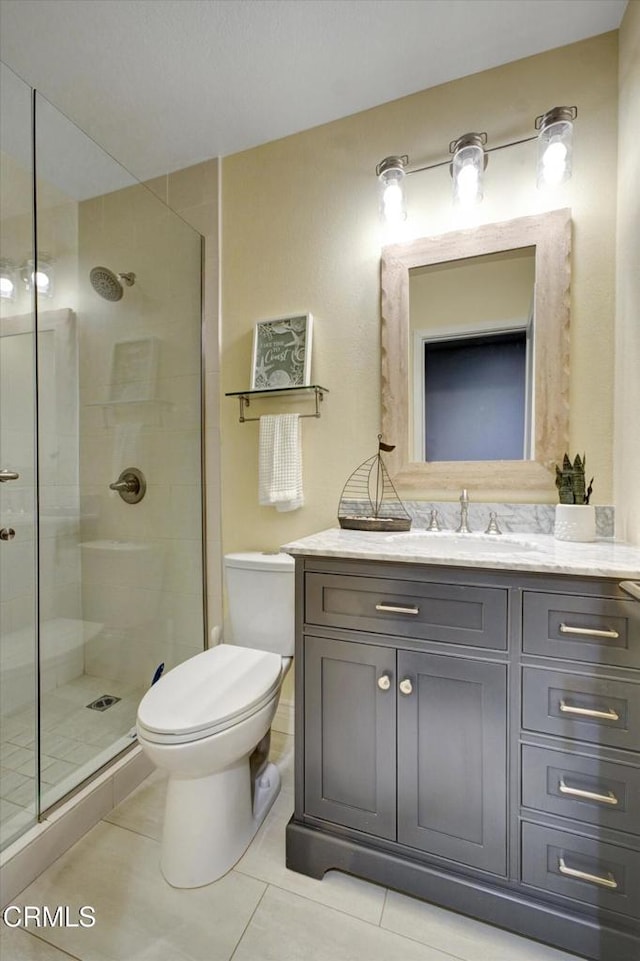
(0, 745, 153, 908)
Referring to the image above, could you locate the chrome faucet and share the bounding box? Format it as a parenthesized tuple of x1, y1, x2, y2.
(456, 488, 472, 533)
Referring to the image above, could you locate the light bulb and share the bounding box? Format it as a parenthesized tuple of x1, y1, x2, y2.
(451, 135, 486, 207)
(456, 163, 480, 206)
(0, 276, 15, 298)
(535, 107, 576, 189)
(0, 260, 17, 300)
(541, 139, 568, 186)
(20, 257, 54, 298)
(377, 156, 407, 227)
(383, 182, 405, 224)
(33, 270, 50, 292)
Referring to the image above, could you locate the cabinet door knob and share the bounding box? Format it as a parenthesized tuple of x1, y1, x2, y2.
(377, 674, 391, 691)
(399, 678, 413, 695)
(0, 528, 16, 541)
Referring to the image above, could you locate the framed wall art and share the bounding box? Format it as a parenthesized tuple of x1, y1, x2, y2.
(251, 313, 313, 389)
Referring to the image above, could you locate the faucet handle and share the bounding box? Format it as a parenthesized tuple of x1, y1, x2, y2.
(427, 508, 442, 531)
(485, 511, 502, 535)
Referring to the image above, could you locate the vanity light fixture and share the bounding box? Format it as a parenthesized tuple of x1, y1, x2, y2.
(377, 106, 578, 223)
(21, 254, 54, 298)
(450, 132, 488, 207)
(376, 155, 408, 226)
(0, 259, 18, 301)
(535, 106, 577, 188)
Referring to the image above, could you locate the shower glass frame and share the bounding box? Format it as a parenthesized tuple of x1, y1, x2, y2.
(0, 65, 207, 850)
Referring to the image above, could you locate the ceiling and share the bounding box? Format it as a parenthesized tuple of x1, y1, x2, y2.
(0, 0, 627, 183)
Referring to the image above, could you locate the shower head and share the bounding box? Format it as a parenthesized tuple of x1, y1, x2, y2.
(89, 266, 136, 302)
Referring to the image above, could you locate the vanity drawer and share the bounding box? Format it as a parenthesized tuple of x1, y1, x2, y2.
(522, 745, 640, 835)
(521, 821, 640, 920)
(523, 592, 640, 668)
(305, 573, 507, 649)
(522, 668, 640, 752)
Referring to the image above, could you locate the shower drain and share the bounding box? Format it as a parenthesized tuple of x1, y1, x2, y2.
(86, 694, 121, 712)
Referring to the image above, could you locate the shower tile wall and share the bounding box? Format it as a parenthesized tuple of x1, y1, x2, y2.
(77, 179, 206, 688)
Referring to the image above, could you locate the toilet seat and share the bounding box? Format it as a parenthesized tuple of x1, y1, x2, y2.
(136, 645, 282, 745)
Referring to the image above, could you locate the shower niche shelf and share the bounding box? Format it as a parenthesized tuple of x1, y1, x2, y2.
(87, 399, 172, 409)
(87, 398, 173, 427)
(225, 385, 329, 423)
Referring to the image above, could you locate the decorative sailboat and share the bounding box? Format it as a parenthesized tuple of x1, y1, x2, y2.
(338, 435, 412, 531)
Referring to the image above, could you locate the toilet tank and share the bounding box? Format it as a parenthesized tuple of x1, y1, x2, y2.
(224, 552, 295, 656)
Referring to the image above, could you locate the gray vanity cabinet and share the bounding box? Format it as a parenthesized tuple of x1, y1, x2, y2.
(287, 556, 640, 961)
(303, 634, 507, 871)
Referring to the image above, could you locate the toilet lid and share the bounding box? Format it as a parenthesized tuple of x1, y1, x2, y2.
(136, 645, 282, 739)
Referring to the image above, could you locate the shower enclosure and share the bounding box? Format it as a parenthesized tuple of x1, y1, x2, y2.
(0, 63, 205, 850)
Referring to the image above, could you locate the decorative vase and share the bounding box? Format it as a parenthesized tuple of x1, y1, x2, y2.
(554, 504, 596, 543)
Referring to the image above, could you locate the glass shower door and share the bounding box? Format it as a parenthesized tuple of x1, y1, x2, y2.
(1, 71, 205, 847)
(34, 92, 205, 812)
(0, 64, 39, 847)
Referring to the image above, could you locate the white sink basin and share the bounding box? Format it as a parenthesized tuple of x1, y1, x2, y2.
(385, 531, 539, 554)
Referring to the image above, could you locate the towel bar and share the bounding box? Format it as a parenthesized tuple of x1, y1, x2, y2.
(225, 385, 328, 423)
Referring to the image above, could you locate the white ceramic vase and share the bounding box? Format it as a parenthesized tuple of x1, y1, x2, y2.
(554, 504, 596, 543)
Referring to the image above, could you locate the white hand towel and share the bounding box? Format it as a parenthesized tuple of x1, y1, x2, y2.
(259, 414, 303, 512)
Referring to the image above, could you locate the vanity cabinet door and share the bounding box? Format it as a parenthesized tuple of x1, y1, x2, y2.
(397, 651, 508, 875)
(303, 635, 397, 839)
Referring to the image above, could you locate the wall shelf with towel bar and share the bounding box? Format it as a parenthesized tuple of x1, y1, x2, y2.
(225, 385, 329, 423)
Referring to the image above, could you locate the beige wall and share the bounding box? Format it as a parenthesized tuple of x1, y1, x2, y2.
(615, 0, 640, 545)
(221, 34, 618, 552)
(409, 251, 536, 334)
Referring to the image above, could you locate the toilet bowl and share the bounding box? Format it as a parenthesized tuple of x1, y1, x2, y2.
(136, 551, 294, 888)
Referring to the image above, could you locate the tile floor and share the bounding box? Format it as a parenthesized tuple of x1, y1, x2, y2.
(1, 732, 584, 961)
(1, 674, 143, 847)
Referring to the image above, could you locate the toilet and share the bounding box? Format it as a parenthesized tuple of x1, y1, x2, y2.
(136, 551, 294, 888)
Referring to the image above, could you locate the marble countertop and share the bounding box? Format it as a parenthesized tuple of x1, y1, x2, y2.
(282, 528, 640, 580)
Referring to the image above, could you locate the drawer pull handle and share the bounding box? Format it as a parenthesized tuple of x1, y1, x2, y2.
(558, 857, 618, 890)
(375, 603, 419, 616)
(619, 580, 640, 601)
(559, 623, 619, 639)
(559, 700, 620, 722)
(377, 674, 392, 691)
(558, 778, 619, 806)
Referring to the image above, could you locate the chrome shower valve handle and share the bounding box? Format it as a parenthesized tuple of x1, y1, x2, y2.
(109, 467, 146, 504)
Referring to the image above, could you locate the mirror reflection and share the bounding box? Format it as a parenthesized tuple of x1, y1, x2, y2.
(409, 248, 536, 462)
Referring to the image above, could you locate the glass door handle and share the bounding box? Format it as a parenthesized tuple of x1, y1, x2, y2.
(0, 469, 20, 482)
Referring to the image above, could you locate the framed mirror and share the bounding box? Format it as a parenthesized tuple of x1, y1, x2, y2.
(381, 209, 571, 491)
